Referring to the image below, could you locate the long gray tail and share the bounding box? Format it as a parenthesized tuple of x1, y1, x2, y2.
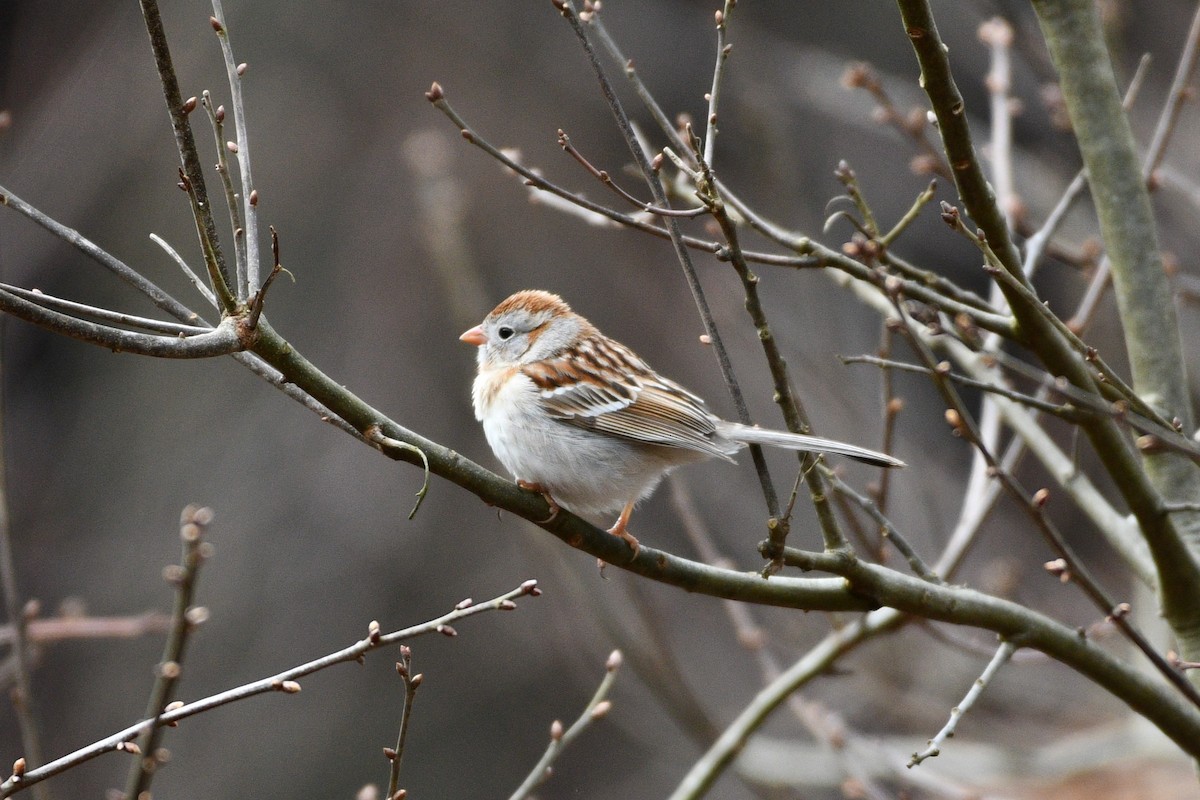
(719, 422, 905, 468)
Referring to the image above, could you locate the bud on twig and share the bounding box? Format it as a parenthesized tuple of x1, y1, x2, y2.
(1044, 558, 1070, 583)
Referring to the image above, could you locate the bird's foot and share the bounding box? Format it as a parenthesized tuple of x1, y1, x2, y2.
(517, 480, 560, 524)
(606, 522, 641, 557)
(596, 503, 640, 574)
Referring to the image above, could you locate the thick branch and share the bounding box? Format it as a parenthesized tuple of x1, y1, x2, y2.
(1030, 0, 1200, 658)
(782, 549, 1200, 759)
(247, 318, 869, 611)
(896, 0, 1200, 660)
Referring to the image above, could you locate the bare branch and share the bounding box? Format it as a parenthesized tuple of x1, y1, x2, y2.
(0, 582, 542, 798)
(909, 641, 1017, 766)
(123, 506, 213, 800)
(508, 650, 621, 800)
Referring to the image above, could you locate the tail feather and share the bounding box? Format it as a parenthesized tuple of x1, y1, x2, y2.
(720, 422, 904, 468)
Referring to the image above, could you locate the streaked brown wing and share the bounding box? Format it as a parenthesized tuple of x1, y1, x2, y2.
(522, 337, 731, 458)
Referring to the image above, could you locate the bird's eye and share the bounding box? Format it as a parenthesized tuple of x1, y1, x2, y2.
(497, 326, 515, 340)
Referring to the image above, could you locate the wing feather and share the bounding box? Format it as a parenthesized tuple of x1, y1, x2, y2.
(522, 337, 733, 459)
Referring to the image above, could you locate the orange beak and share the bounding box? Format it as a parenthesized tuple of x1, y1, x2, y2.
(459, 325, 487, 347)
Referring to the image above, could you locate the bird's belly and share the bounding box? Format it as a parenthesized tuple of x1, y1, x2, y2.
(483, 412, 682, 520)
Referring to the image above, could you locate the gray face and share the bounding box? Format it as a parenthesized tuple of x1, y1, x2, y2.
(478, 304, 584, 367)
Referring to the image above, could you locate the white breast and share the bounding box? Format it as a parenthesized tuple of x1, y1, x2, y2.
(471, 365, 688, 520)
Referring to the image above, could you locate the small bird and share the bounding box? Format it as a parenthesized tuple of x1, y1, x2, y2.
(461, 290, 903, 554)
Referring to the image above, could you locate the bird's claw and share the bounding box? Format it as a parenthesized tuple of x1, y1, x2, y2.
(517, 480, 560, 524)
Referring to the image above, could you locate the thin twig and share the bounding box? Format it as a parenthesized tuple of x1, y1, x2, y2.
(945, 340, 1155, 586)
(176, 168, 237, 311)
(703, 1, 734, 168)
(211, 1, 261, 296)
(4, 186, 357, 440)
(554, 0, 784, 526)
(908, 641, 1016, 766)
(0, 288, 243, 358)
(507, 650, 621, 800)
(0, 187, 203, 324)
(0, 613, 172, 646)
(691, 134, 840, 562)
(0, 581, 541, 798)
(149, 233, 218, 310)
(138, 0, 232, 301)
(557, 130, 705, 217)
(426, 94, 1018, 338)
(879, 180, 937, 246)
(979, 18, 1016, 227)
(0, 337, 47, 800)
(200, 90, 246, 298)
(821, 467, 938, 582)
(667, 477, 894, 800)
(123, 506, 213, 800)
(668, 614, 905, 800)
(0, 284, 211, 337)
(1143, 3, 1200, 180)
(367, 428, 430, 520)
(385, 645, 421, 800)
(872, 326, 901, 530)
(841, 354, 1087, 420)
(985, 349, 1200, 464)
(833, 161, 880, 237)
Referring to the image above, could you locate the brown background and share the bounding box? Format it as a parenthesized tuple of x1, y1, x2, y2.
(2, 1, 1198, 797)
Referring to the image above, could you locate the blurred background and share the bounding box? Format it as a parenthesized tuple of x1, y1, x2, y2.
(1, 1, 1199, 797)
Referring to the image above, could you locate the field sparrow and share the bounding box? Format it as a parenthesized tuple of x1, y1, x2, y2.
(461, 290, 903, 553)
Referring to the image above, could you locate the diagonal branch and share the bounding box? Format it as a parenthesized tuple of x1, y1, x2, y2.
(0, 582, 542, 798)
(897, 0, 1200, 664)
(139, 0, 233, 305)
(0, 289, 244, 358)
